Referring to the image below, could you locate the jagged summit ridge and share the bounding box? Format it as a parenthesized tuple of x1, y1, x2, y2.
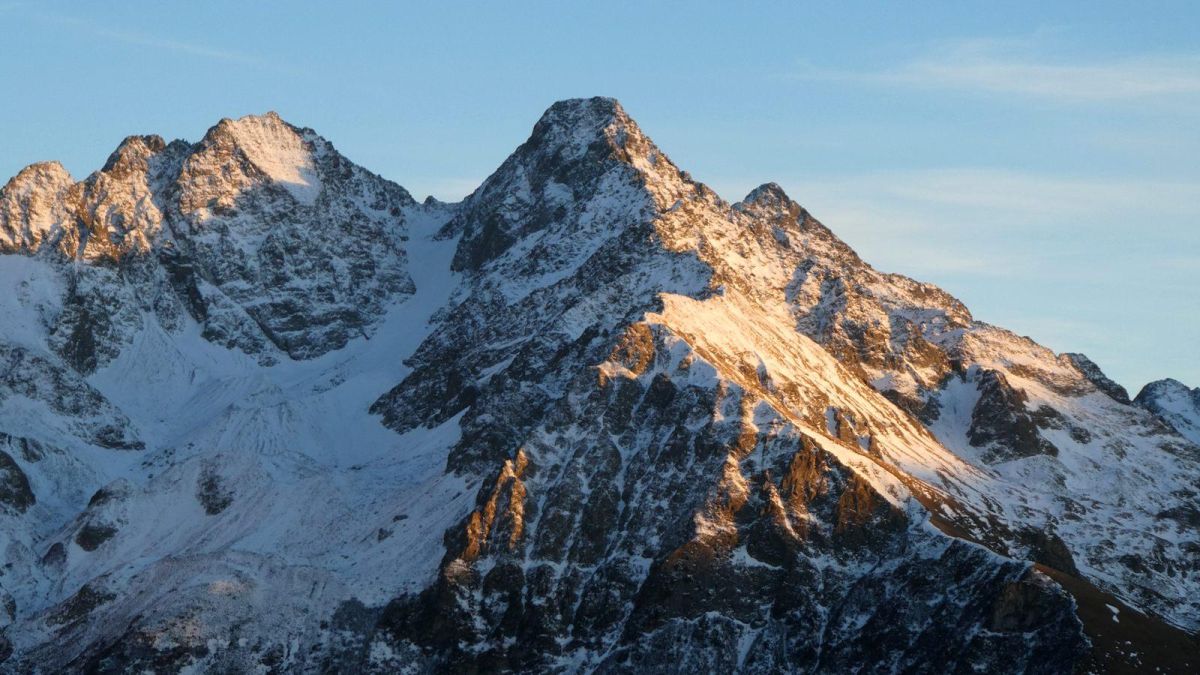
(101, 134, 171, 173)
(1064, 352, 1131, 403)
(0, 111, 418, 363)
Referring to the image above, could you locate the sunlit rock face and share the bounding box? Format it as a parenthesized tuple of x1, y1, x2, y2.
(0, 98, 1195, 673)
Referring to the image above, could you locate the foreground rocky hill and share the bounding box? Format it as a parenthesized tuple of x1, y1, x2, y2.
(0, 98, 1195, 673)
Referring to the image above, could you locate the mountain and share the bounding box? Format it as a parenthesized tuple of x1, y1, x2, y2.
(0, 98, 1195, 673)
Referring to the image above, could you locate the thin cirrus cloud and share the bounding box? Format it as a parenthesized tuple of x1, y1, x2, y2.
(796, 38, 1200, 102)
(85, 26, 268, 67)
(22, 8, 291, 72)
(848, 169, 1200, 219)
(768, 169, 1200, 231)
(757, 168, 1200, 283)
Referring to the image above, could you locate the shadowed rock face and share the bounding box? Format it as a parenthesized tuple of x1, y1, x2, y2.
(967, 369, 1060, 462)
(0, 448, 35, 513)
(376, 328, 1084, 673)
(0, 98, 1194, 672)
(171, 113, 417, 359)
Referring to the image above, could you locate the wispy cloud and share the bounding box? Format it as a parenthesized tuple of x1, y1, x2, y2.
(712, 168, 1200, 252)
(796, 37, 1200, 102)
(736, 167, 1200, 289)
(25, 8, 290, 72)
(761, 166, 1199, 387)
(84, 26, 269, 66)
(784, 169, 1200, 227)
(852, 169, 1200, 219)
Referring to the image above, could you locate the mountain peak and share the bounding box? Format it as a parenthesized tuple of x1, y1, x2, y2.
(1137, 378, 1194, 399)
(524, 97, 638, 158)
(1135, 377, 1200, 444)
(733, 182, 810, 225)
(101, 135, 168, 173)
(4, 161, 73, 193)
(190, 110, 322, 206)
(449, 96, 674, 271)
(738, 182, 793, 208)
(212, 110, 289, 131)
(0, 161, 77, 254)
(201, 111, 308, 152)
(536, 96, 625, 129)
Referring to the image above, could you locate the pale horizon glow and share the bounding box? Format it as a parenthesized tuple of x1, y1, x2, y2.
(1, 1, 1196, 391)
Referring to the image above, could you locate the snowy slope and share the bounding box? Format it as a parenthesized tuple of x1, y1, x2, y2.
(0, 202, 476, 671)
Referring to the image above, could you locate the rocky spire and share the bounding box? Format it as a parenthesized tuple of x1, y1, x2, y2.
(528, 96, 630, 153)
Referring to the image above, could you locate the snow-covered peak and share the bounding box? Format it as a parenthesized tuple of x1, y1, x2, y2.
(447, 97, 685, 273)
(519, 96, 675, 180)
(529, 96, 628, 153)
(1138, 377, 1194, 397)
(0, 111, 418, 364)
(1135, 378, 1200, 443)
(166, 111, 417, 359)
(191, 111, 322, 206)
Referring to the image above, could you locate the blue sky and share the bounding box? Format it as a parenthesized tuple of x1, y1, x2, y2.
(1, 1, 1197, 391)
